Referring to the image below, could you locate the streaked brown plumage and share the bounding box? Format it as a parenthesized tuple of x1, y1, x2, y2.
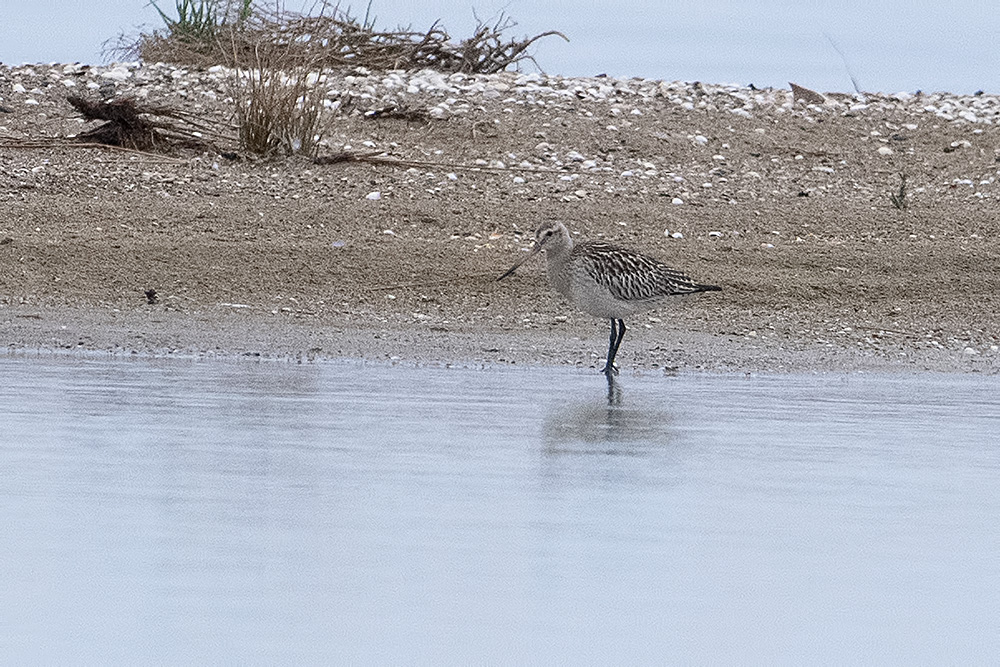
(498, 221, 721, 375)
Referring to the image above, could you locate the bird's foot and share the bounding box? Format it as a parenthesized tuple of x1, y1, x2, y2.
(600, 363, 619, 376)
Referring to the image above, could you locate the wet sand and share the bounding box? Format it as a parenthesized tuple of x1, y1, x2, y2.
(2, 63, 999, 372)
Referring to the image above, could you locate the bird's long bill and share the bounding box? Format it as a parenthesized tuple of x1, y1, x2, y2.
(496, 243, 542, 281)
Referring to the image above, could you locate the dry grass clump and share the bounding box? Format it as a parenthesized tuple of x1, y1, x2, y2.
(230, 47, 332, 156)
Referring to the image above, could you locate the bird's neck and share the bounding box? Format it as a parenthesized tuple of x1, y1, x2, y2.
(544, 242, 575, 300)
(547, 235, 573, 258)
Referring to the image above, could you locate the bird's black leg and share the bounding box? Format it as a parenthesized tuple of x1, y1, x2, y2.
(602, 319, 627, 375)
(601, 319, 618, 374)
(612, 319, 627, 366)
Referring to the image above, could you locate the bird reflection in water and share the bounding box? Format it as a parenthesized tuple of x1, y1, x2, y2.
(541, 374, 676, 458)
(606, 372, 623, 406)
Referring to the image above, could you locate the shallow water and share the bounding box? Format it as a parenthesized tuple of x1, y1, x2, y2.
(2, 357, 999, 663)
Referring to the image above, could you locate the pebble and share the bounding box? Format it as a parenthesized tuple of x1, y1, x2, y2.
(26, 62, 992, 126)
(101, 66, 132, 81)
(4, 61, 1000, 241)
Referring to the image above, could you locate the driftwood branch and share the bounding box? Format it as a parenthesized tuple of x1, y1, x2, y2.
(65, 95, 231, 152)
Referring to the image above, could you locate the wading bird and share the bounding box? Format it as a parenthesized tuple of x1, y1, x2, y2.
(498, 221, 721, 375)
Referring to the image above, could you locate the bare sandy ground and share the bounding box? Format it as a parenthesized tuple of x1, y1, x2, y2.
(2, 63, 999, 373)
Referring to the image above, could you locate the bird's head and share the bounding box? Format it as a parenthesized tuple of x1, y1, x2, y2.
(497, 221, 571, 281)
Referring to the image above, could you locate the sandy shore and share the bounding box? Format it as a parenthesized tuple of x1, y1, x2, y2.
(2, 62, 999, 373)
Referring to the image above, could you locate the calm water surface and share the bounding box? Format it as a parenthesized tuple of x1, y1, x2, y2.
(2, 356, 999, 663)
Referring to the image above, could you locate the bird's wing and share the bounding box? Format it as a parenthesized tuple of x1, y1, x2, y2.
(577, 242, 713, 301)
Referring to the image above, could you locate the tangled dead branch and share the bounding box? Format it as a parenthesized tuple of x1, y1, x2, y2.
(126, 2, 566, 74)
(67, 95, 228, 151)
